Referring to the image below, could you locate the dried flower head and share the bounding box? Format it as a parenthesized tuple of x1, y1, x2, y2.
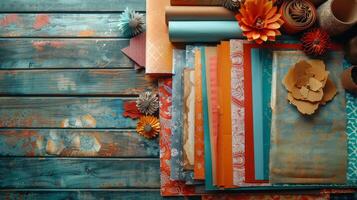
(119, 7, 145, 37)
(136, 115, 160, 139)
(236, 0, 284, 44)
(301, 28, 331, 57)
(136, 91, 159, 115)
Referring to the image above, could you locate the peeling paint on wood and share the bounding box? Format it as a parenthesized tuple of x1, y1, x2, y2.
(0, 97, 138, 128)
(0, 129, 159, 157)
(0, 69, 157, 95)
(0, 39, 134, 69)
(0, 191, 193, 200)
(0, 158, 160, 188)
(0, 0, 146, 12)
(0, 14, 146, 38)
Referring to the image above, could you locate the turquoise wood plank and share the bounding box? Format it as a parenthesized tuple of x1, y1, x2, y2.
(0, 97, 137, 128)
(0, 129, 159, 157)
(0, 158, 159, 188)
(0, 14, 145, 38)
(0, 0, 146, 12)
(0, 39, 133, 69)
(0, 190, 197, 200)
(0, 69, 157, 95)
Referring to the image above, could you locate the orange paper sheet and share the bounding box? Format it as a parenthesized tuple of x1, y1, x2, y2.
(146, 0, 173, 74)
(194, 49, 205, 180)
(217, 41, 233, 188)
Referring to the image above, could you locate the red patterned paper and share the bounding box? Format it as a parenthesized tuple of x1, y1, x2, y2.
(159, 78, 197, 196)
(202, 194, 330, 200)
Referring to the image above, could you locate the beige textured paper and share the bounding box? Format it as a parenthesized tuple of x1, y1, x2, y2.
(146, 0, 173, 74)
(183, 68, 195, 170)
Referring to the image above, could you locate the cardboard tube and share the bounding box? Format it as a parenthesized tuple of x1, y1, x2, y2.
(165, 6, 235, 24)
(318, 0, 357, 36)
(341, 66, 357, 94)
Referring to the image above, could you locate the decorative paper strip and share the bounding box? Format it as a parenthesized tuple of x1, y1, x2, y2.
(146, 0, 173, 74)
(183, 68, 195, 170)
(194, 49, 205, 180)
(270, 50, 347, 184)
(204, 47, 218, 185)
(202, 194, 330, 200)
(170, 0, 223, 6)
(168, 21, 243, 43)
(208, 50, 219, 184)
(165, 6, 235, 23)
(202, 47, 215, 190)
(343, 61, 357, 184)
(159, 78, 197, 196)
(170, 49, 186, 181)
(230, 40, 246, 186)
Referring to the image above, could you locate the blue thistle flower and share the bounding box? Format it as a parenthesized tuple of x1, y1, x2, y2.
(119, 7, 145, 37)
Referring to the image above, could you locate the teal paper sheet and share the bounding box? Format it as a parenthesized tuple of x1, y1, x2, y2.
(169, 21, 243, 43)
(251, 48, 273, 181)
(201, 47, 215, 190)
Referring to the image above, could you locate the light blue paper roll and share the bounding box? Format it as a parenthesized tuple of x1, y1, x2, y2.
(169, 21, 243, 43)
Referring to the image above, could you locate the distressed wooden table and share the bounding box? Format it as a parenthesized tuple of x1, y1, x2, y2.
(0, 1, 189, 199)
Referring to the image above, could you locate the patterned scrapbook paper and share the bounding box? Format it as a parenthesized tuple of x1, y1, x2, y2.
(343, 61, 357, 184)
(183, 68, 195, 170)
(346, 92, 357, 184)
(159, 78, 197, 196)
(230, 40, 246, 186)
(202, 194, 330, 200)
(170, 49, 186, 181)
(194, 49, 205, 180)
(270, 51, 347, 184)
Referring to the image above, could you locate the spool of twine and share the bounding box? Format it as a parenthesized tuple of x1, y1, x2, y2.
(317, 0, 357, 36)
(280, 0, 317, 34)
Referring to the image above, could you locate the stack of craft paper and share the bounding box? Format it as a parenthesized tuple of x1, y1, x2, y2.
(158, 39, 357, 197)
(165, 5, 243, 42)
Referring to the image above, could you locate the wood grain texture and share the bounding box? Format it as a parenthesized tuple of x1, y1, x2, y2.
(0, 0, 145, 12)
(0, 69, 157, 95)
(0, 97, 137, 128)
(0, 158, 159, 188)
(0, 129, 159, 157)
(0, 14, 145, 38)
(0, 39, 134, 69)
(0, 190, 195, 200)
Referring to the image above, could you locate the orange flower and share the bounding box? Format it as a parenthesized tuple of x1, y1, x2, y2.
(236, 0, 284, 44)
(136, 115, 160, 139)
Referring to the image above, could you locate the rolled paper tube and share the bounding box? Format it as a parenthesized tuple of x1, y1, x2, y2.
(341, 66, 357, 94)
(280, 0, 317, 34)
(169, 21, 243, 43)
(318, 0, 357, 36)
(165, 6, 235, 24)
